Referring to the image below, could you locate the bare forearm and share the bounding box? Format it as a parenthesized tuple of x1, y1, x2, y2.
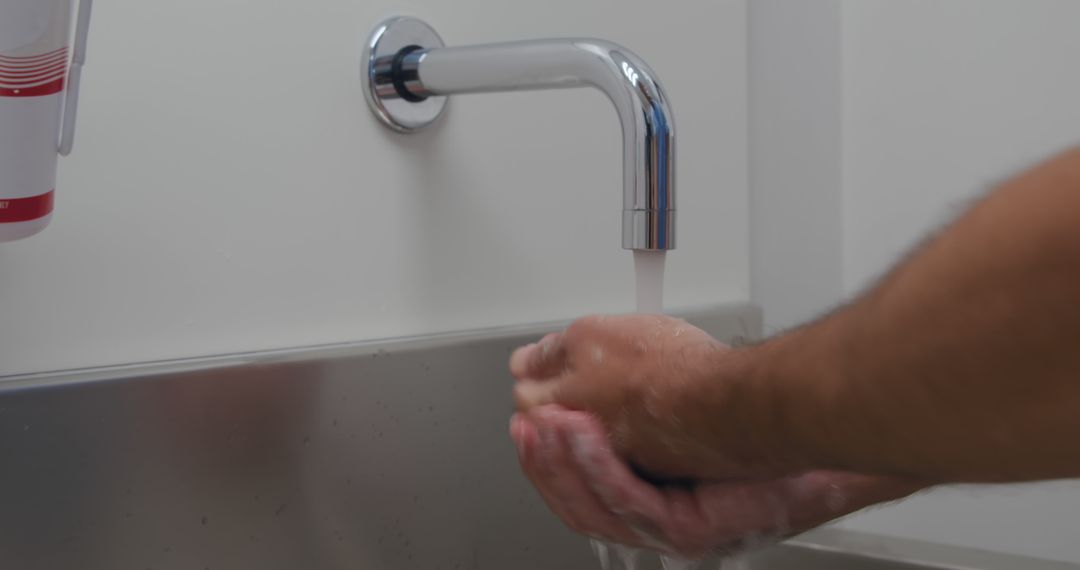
(732, 148, 1080, 483)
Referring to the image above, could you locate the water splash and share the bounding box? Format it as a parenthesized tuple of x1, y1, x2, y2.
(590, 540, 640, 570)
(660, 554, 696, 570)
(657, 554, 748, 570)
(591, 540, 611, 570)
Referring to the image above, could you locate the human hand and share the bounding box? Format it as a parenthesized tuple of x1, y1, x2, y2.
(511, 314, 773, 481)
(510, 406, 923, 559)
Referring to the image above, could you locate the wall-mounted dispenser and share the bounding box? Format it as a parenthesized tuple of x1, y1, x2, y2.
(0, 0, 92, 242)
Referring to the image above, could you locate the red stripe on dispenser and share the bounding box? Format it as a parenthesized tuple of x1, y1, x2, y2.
(0, 55, 68, 72)
(0, 61, 68, 80)
(0, 190, 54, 223)
(0, 77, 65, 97)
(0, 47, 68, 62)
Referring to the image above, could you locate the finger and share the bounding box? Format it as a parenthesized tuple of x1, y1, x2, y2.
(519, 407, 642, 545)
(521, 409, 637, 542)
(509, 333, 567, 380)
(510, 413, 531, 463)
(517, 426, 584, 532)
(518, 415, 612, 538)
(559, 411, 670, 520)
(554, 410, 679, 550)
(514, 379, 562, 412)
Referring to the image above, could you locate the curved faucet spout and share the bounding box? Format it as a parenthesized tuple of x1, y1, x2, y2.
(365, 20, 676, 251)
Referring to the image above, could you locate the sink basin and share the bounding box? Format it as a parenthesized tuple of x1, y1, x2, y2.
(0, 304, 1073, 569)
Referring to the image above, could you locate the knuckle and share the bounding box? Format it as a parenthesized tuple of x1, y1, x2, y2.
(512, 385, 533, 411)
(567, 315, 604, 338)
(538, 332, 562, 349)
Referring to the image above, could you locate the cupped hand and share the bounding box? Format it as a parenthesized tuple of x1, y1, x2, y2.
(510, 406, 923, 559)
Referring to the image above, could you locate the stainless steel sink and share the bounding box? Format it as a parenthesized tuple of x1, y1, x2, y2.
(746, 528, 1078, 569)
(569, 527, 1079, 569)
(0, 303, 1073, 569)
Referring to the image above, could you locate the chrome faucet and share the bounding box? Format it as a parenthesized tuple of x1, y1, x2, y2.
(362, 17, 675, 251)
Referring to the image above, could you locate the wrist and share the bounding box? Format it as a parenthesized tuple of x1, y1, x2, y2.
(734, 338, 824, 476)
(723, 328, 850, 478)
(679, 338, 824, 480)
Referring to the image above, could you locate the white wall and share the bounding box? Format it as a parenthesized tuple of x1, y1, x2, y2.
(749, 0, 844, 334)
(837, 1, 1080, 562)
(751, 0, 1080, 563)
(0, 0, 750, 376)
(842, 0, 1080, 292)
